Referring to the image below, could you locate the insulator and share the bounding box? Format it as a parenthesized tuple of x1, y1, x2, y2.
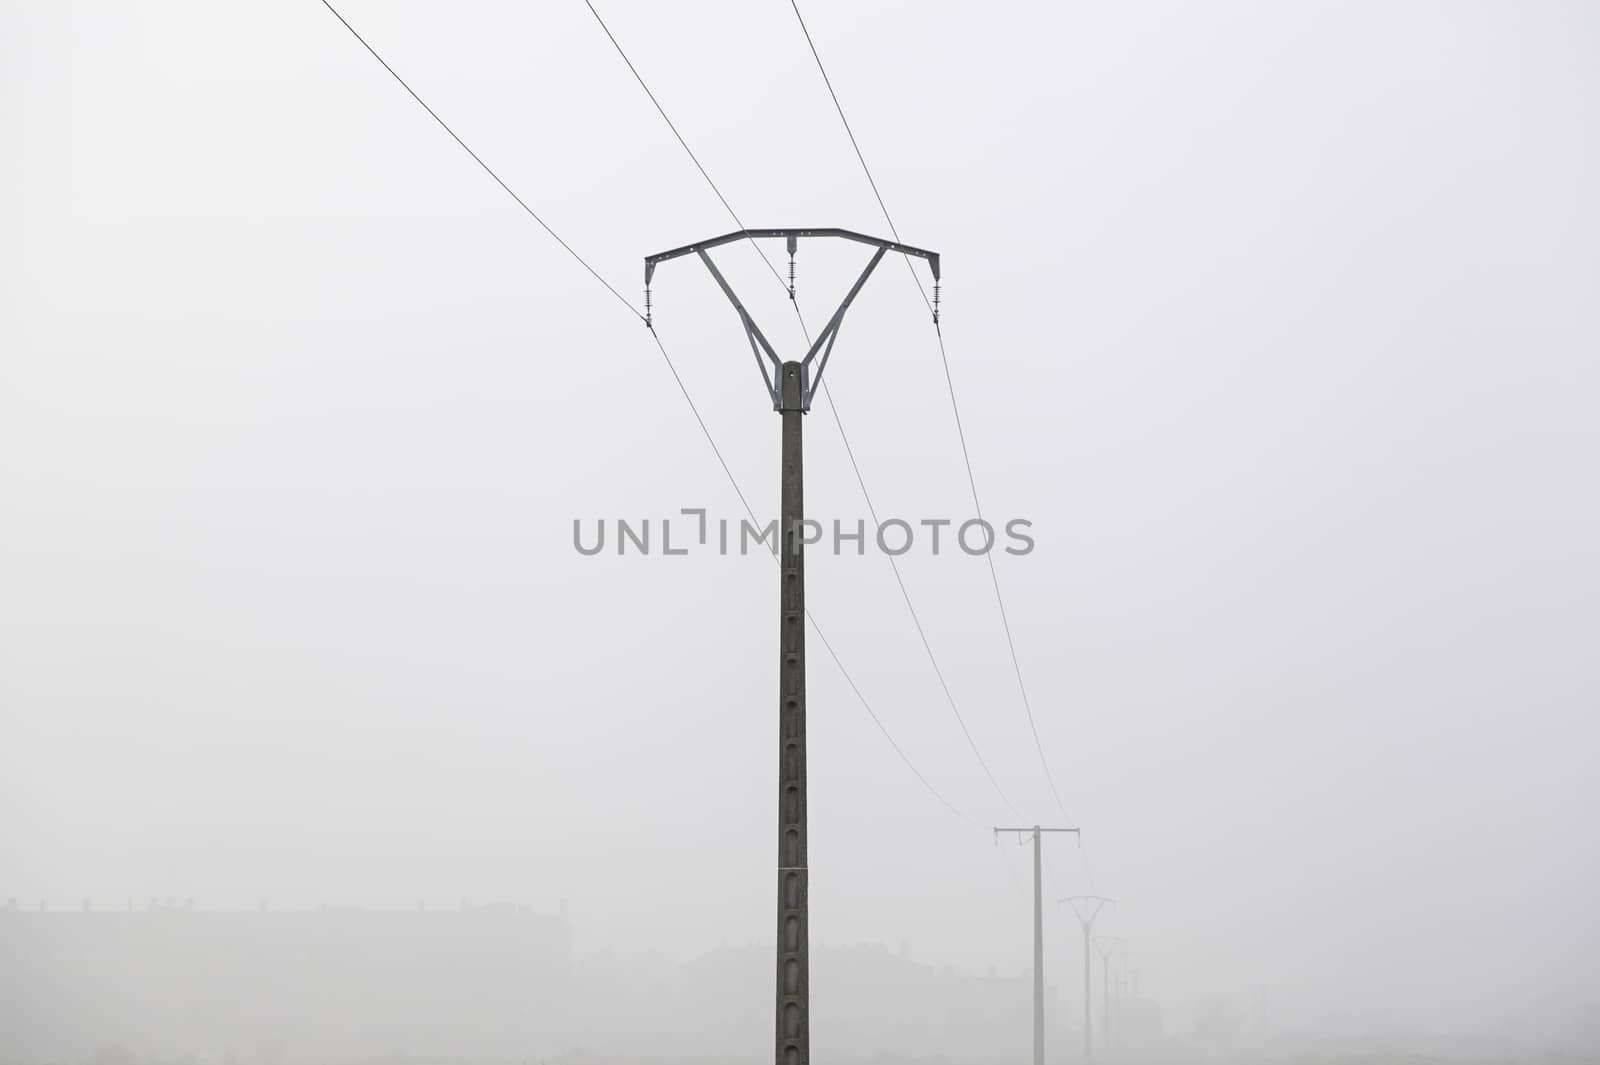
(788, 255, 796, 301)
(644, 285, 653, 327)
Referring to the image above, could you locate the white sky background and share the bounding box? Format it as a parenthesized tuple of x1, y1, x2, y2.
(3, 0, 1598, 1036)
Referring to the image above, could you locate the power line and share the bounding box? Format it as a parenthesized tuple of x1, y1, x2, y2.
(786, 0, 1085, 840)
(583, 0, 1027, 823)
(581, 1, 740, 229)
(317, 0, 640, 319)
(784, 0, 932, 314)
(316, 0, 978, 831)
(943, 323, 1078, 827)
(818, 382, 1026, 821)
(645, 328, 757, 524)
(807, 604, 984, 830)
(583, 0, 794, 300)
(650, 323, 981, 830)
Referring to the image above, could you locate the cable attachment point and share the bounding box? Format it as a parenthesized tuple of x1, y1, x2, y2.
(644, 284, 653, 328)
(932, 282, 941, 326)
(787, 233, 798, 302)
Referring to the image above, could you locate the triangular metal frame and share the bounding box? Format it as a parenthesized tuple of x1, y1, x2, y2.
(644, 229, 939, 411)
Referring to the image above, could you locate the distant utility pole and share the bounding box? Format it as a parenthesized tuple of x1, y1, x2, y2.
(1061, 896, 1114, 1062)
(995, 826, 1081, 1065)
(646, 229, 940, 1065)
(1093, 936, 1122, 1052)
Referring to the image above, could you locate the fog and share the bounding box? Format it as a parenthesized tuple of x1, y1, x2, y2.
(3, 1, 1597, 1062)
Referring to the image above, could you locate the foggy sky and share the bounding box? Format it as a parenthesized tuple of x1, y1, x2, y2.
(3, 0, 1597, 1041)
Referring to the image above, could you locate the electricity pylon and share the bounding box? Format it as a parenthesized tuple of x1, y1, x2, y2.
(1061, 896, 1114, 1061)
(996, 826, 1081, 1065)
(645, 229, 940, 1065)
(1093, 936, 1122, 1053)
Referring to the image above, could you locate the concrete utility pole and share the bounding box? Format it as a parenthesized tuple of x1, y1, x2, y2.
(1061, 896, 1114, 1062)
(645, 229, 940, 1065)
(996, 826, 1081, 1065)
(1093, 936, 1122, 1053)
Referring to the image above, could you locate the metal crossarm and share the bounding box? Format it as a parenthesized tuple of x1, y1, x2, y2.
(645, 227, 939, 282)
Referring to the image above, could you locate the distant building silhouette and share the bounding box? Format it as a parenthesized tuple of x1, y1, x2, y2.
(3, 908, 1101, 1063)
(0, 903, 572, 1061)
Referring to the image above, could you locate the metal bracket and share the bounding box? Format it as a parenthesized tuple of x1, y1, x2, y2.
(697, 248, 784, 408)
(800, 245, 886, 408)
(1062, 895, 1116, 925)
(644, 228, 939, 412)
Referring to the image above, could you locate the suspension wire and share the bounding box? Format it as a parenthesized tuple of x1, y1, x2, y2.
(644, 327, 757, 523)
(939, 319, 1078, 827)
(316, 0, 979, 830)
(786, 0, 1096, 884)
(937, 323, 1101, 879)
(582, 0, 794, 299)
(995, 830, 1030, 900)
(581, 0, 1026, 825)
(818, 382, 1026, 821)
(317, 0, 641, 320)
(649, 322, 983, 830)
(807, 610, 986, 830)
(784, 0, 933, 315)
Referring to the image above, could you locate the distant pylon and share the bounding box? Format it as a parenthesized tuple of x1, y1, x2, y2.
(1093, 936, 1122, 1052)
(996, 825, 1081, 1065)
(1060, 896, 1114, 1061)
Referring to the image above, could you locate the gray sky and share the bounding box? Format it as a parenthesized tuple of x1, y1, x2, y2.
(3, 0, 1598, 1035)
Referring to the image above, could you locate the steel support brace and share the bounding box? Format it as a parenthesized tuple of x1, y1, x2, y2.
(801, 246, 886, 405)
(775, 361, 809, 1065)
(697, 248, 783, 407)
(678, 232, 915, 410)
